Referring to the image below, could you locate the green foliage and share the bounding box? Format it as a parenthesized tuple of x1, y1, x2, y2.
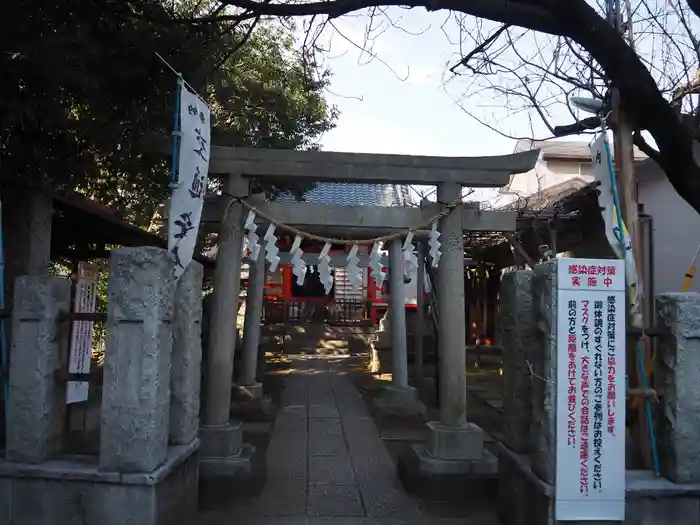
(210, 25, 335, 151)
(3, 2, 336, 362)
(208, 23, 338, 198)
(0, 0, 336, 227)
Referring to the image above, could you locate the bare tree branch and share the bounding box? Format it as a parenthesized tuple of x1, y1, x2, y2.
(633, 131, 662, 165)
(553, 116, 601, 137)
(188, 0, 700, 215)
(449, 23, 509, 74)
(687, 0, 700, 19)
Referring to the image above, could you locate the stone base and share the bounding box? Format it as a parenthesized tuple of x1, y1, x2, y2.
(198, 444, 265, 510)
(198, 443, 256, 478)
(199, 421, 258, 478)
(497, 441, 700, 525)
(231, 383, 275, 422)
(425, 420, 485, 460)
(198, 420, 262, 507)
(373, 386, 426, 417)
(0, 441, 198, 525)
(397, 445, 498, 502)
(234, 382, 264, 401)
(415, 442, 497, 476)
(199, 421, 243, 459)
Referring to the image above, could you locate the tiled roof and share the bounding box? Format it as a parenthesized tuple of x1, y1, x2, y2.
(499, 177, 594, 212)
(276, 182, 412, 207)
(515, 138, 647, 162)
(206, 182, 412, 259)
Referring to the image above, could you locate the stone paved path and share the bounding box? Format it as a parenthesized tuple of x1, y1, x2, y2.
(203, 355, 497, 524)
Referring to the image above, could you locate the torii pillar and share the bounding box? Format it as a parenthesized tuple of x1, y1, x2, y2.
(199, 174, 255, 480)
(374, 238, 425, 416)
(238, 257, 266, 400)
(411, 181, 496, 477)
(201, 145, 537, 485)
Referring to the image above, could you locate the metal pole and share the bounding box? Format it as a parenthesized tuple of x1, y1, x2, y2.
(608, 0, 643, 278)
(607, 0, 660, 476)
(167, 77, 183, 238)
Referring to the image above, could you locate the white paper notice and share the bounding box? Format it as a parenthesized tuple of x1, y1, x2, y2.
(168, 85, 211, 280)
(555, 257, 626, 521)
(66, 262, 98, 404)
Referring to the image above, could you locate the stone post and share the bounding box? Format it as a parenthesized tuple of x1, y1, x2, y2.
(374, 238, 424, 416)
(411, 182, 494, 476)
(656, 292, 700, 483)
(531, 260, 558, 484)
(389, 237, 409, 389)
(24, 193, 53, 277)
(203, 175, 246, 426)
(499, 270, 536, 454)
(2, 190, 53, 351)
(170, 261, 204, 446)
(436, 182, 467, 428)
(3, 190, 53, 279)
(99, 247, 175, 473)
(6, 276, 71, 463)
(414, 243, 425, 383)
(239, 258, 266, 400)
(200, 174, 254, 476)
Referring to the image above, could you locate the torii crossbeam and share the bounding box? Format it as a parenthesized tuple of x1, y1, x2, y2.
(199, 144, 539, 481)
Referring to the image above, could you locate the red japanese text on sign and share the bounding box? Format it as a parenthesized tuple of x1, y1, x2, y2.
(606, 296, 618, 435)
(567, 263, 622, 291)
(557, 259, 626, 509)
(568, 300, 578, 447)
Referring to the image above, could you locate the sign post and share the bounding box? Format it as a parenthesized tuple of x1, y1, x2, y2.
(66, 262, 98, 404)
(555, 257, 626, 521)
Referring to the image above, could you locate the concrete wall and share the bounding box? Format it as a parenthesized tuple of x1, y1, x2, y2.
(637, 167, 700, 296)
(0, 447, 199, 525)
(501, 157, 592, 204)
(656, 293, 700, 484)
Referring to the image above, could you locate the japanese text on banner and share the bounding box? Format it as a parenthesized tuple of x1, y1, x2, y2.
(168, 86, 210, 279)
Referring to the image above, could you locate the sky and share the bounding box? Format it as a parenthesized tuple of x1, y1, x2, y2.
(316, 10, 517, 158)
(300, 8, 591, 202)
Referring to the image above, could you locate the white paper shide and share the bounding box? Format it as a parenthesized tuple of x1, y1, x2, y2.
(555, 257, 626, 521)
(168, 85, 211, 279)
(66, 262, 98, 404)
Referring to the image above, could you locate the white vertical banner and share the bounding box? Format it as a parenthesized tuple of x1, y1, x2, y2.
(66, 262, 98, 404)
(590, 135, 642, 329)
(555, 258, 626, 521)
(168, 85, 211, 280)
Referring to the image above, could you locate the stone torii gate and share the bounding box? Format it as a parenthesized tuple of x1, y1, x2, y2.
(199, 146, 539, 479)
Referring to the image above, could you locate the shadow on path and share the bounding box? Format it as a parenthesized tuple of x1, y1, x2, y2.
(198, 353, 499, 525)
